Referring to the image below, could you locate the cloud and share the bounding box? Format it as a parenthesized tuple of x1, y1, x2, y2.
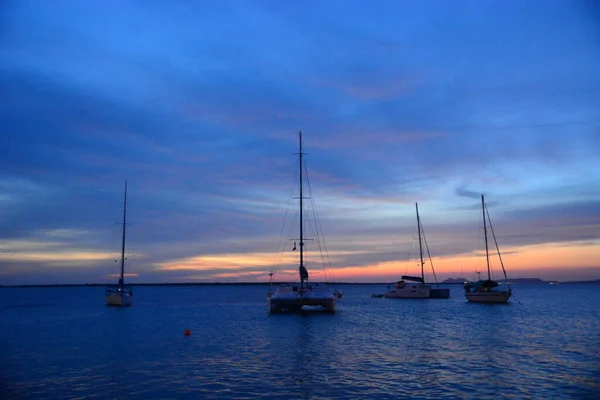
(455, 186, 481, 200)
(0, 0, 599, 284)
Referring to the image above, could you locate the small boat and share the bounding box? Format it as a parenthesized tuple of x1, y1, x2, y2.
(106, 181, 133, 307)
(267, 131, 342, 313)
(384, 203, 449, 299)
(384, 275, 431, 299)
(463, 195, 512, 304)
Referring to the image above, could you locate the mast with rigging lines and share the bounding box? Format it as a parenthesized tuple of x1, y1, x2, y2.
(106, 180, 133, 307)
(266, 131, 342, 312)
(119, 181, 128, 290)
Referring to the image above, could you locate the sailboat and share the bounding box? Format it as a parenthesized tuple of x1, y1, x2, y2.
(105, 181, 133, 307)
(266, 131, 342, 313)
(383, 203, 449, 299)
(463, 195, 512, 304)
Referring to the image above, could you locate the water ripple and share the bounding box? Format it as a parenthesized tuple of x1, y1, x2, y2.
(1, 284, 599, 399)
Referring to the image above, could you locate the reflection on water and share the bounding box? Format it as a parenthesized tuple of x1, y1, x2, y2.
(1, 284, 599, 399)
(291, 317, 316, 398)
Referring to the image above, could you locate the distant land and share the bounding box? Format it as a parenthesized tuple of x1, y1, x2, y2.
(440, 277, 600, 285)
(1, 279, 599, 288)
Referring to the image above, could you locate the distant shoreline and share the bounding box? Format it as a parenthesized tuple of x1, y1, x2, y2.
(1, 279, 599, 288)
(440, 277, 600, 285)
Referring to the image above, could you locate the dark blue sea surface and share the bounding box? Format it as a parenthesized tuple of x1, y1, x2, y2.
(1, 284, 599, 399)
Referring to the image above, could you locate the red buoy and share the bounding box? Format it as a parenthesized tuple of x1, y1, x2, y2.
(184, 329, 191, 336)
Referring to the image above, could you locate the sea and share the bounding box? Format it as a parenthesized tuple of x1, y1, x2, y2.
(1, 284, 599, 399)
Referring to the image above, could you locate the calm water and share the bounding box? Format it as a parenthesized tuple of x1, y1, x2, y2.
(1, 284, 599, 399)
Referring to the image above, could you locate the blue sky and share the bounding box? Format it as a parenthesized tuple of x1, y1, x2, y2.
(1, 0, 599, 285)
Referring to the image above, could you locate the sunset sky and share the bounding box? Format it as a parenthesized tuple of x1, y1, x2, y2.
(1, 0, 599, 285)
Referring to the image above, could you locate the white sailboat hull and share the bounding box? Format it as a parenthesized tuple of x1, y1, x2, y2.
(267, 284, 341, 313)
(465, 290, 511, 304)
(106, 289, 132, 307)
(267, 296, 336, 313)
(384, 285, 430, 299)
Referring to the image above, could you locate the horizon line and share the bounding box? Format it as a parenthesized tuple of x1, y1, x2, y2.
(2, 277, 600, 288)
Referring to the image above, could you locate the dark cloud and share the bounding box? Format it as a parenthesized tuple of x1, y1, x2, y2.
(455, 186, 481, 200)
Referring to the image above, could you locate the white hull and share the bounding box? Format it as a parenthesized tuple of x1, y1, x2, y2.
(465, 290, 511, 304)
(267, 296, 335, 313)
(384, 284, 430, 299)
(106, 291, 132, 307)
(267, 284, 341, 313)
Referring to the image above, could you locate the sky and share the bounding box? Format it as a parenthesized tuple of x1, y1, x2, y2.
(1, 0, 599, 285)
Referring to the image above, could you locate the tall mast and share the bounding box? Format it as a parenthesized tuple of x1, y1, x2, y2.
(298, 131, 305, 289)
(120, 181, 128, 289)
(416, 203, 424, 281)
(482, 194, 491, 281)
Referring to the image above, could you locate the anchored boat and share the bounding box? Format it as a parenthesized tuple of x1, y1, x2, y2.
(463, 195, 512, 304)
(267, 131, 342, 313)
(106, 181, 133, 307)
(383, 203, 449, 299)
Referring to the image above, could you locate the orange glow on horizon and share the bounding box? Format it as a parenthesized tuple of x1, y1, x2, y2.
(156, 250, 364, 271)
(155, 240, 600, 282)
(0, 250, 111, 263)
(326, 240, 600, 281)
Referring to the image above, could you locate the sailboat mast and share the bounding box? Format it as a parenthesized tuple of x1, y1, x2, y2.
(482, 194, 491, 281)
(416, 203, 424, 281)
(120, 181, 128, 289)
(298, 131, 304, 290)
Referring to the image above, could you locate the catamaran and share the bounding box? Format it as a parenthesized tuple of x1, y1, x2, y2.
(106, 181, 133, 307)
(266, 131, 342, 313)
(383, 203, 449, 299)
(463, 195, 512, 304)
